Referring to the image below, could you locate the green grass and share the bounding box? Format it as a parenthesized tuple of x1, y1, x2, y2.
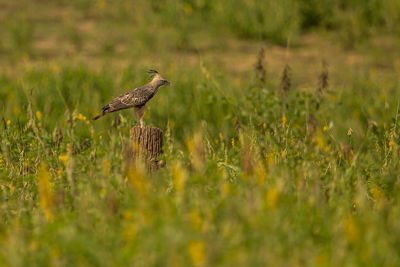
(1, 1, 400, 266)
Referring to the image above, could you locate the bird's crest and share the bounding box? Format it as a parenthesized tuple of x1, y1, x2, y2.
(148, 69, 160, 79)
(148, 69, 159, 74)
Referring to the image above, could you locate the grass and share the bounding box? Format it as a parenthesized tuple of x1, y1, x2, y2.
(1, 0, 400, 266)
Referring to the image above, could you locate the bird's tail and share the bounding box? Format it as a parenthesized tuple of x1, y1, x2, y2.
(92, 113, 104, 120)
(93, 105, 111, 120)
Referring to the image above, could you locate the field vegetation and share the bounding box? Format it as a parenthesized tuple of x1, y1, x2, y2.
(1, 0, 400, 266)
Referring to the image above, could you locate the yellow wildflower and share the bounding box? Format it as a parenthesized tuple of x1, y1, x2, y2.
(352, 199, 359, 209)
(37, 163, 54, 220)
(123, 210, 133, 220)
(77, 113, 87, 122)
(127, 163, 148, 197)
(123, 223, 137, 242)
(323, 125, 328, 132)
(102, 158, 111, 176)
(9, 183, 14, 194)
(348, 149, 354, 163)
(345, 216, 359, 244)
(266, 187, 279, 210)
(189, 210, 203, 231)
(187, 131, 205, 173)
(172, 162, 186, 195)
(388, 140, 393, 151)
(314, 130, 329, 152)
(122, 210, 137, 242)
(231, 138, 235, 147)
(375, 144, 380, 152)
(221, 182, 230, 197)
(371, 185, 383, 201)
(188, 241, 205, 266)
(371, 185, 385, 209)
(6, 120, 11, 126)
(36, 111, 42, 121)
(254, 162, 267, 185)
(58, 154, 68, 165)
(222, 223, 232, 238)
(219, 132, 224, 141)
(282, 116, 287, 126)
(186, 138, 194, 153)
(267, 154, 275, 166)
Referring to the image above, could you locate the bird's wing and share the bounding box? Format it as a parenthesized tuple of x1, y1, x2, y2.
(106, 85, 153, 112)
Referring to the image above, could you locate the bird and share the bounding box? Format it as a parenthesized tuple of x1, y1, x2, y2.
(93, 70, 170, 127)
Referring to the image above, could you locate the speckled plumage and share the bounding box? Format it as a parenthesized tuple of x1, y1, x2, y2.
(93, 70, 169, 127)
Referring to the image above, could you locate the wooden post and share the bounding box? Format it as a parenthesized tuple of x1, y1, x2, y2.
(127, 126, 163, 171)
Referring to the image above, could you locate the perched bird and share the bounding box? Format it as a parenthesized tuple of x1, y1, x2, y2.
(93, 70, 170, 127)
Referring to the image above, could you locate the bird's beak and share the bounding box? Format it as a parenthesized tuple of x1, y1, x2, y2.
(166, 80, 170, 86)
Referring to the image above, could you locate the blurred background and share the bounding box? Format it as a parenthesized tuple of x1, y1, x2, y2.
(1, 0, 399, 139)
(1, 0, 399, 74)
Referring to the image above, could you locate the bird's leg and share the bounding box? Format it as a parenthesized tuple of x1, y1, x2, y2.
(134, 106, 146, 128)
(139, 107, 145, 128)
(134, 108, 139, 126)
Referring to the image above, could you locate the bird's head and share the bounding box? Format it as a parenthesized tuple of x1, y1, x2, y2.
(148, 69, 170, 87)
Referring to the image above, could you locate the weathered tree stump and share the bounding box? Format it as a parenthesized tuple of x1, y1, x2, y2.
(126, 126, 163, 171)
